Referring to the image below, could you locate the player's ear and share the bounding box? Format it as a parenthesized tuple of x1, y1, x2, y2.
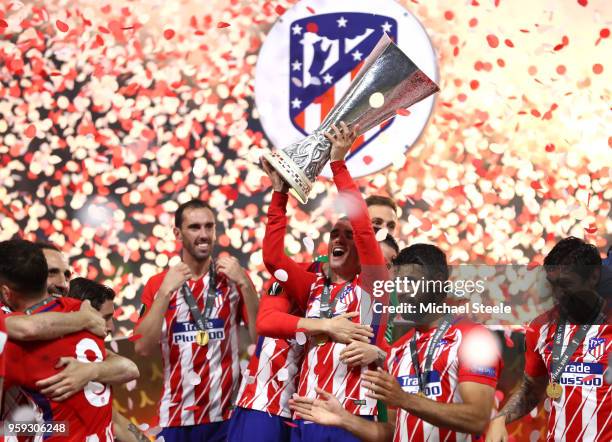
(173, 226, 182, 241)
(0, 283, 12, 303)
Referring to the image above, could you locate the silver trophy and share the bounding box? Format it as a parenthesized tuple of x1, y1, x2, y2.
(263, 33, 439, 203)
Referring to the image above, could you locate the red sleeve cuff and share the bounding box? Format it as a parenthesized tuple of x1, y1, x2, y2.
(330, 160, 347, 174)
(271, 191, 289, 207)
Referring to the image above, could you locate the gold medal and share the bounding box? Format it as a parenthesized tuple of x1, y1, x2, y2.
(546, 382, 563, 400)
(416, 391, 427, 398)
(315, 335, 329, 346)
(196, 330, 209, 346)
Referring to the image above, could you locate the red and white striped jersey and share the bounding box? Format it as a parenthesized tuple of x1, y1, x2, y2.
(236, 335, 304, 417)
(137, 269, 247, 427)
(297, 274, 378, 416)
(387, 322, 501, 442)
(525, 312, 612, 442)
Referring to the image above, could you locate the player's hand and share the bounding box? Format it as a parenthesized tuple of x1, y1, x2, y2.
(159, 263, 192, 296)
(289, 387, 349, 427)
(340, 341, 385, 367)
(326, 121, 359, 161)
(323, 312, 373, 344)
(485, 416, 509, 442)
(216, 256, 249, 287)
(36, 357, 97, 402)
(363, 367, 407, 408)
(79, 300, 106, 337)
(261, 157, 289, 193)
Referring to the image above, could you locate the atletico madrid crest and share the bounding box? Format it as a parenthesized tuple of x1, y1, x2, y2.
(588, 337, 606, 359)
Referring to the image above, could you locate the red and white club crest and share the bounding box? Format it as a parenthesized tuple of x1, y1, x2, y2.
(255, 0, 438, 179)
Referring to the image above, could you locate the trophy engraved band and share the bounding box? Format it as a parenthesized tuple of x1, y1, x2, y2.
(263, 33, 439, 204)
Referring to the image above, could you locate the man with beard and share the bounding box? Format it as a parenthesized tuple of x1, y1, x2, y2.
(134, 200, 259, 442)
(290, 244, 502, 441)
(35, 242, 71, 296)
(261, 122, 390, 442)
(487, 237, 611, 442)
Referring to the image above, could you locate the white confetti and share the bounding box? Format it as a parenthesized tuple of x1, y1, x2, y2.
(126, 379, 137, 391)
(274, 269, 288, 282)
(277, 368, 289, 381)
(375, 228, 389, 242)
(302, 236, 315, 254)
(247, 344, 256, 356)
(188, 372, 201, 386)
(295, 331, 307, 345)
(369, 92, 385, 108)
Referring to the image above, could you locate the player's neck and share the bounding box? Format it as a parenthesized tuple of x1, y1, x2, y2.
(182, 252, 211, 280)
(416, 312, 444, 332)
(11, 293, 49, 313)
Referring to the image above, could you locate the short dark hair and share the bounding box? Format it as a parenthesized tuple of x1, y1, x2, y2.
(544, 236, 602, 280)
(175, 199, 215, 228)
(365, 195, 397, 213)
(0, 239, 48, 297)
(68, 277, 115, 310)
(34, 241, 61, 252)
(394, 243, 449, 281)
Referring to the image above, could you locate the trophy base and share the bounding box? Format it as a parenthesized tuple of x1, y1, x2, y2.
(262, 150, 312, 204)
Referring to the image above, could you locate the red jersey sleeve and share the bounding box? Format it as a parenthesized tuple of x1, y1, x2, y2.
(330, 160, 390, 346)
(135, 274, 161, 327)
(457, 325, 502, 388)
(262, 191, 316, 311)
(0, 314, 6, 378)
(524, 321, 548, 378)
(256, 279, 302, 339)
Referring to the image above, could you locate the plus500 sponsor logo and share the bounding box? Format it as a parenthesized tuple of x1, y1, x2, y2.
(397, 371, 442, 397)
(172, 320, 225, 344)
(559, 362, 604, 387)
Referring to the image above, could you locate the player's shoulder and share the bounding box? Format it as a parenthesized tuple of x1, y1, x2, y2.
(528, 308, 558, 331)
(144, 270, 169, 291)
(55, 296, 83, 312)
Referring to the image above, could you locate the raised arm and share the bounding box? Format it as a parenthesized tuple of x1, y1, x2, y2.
(261, 158, 316, 310)
(5, 300, 106, 340)
(326, 122, 390, 344)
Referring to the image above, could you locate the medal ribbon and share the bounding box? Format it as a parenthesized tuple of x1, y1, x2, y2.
(409, 315, 454, 395)
(25, 296, 58, 315)
(182, 260, 217, 333)
(550, 301, 605, 384)
(319, 278, 352, 319)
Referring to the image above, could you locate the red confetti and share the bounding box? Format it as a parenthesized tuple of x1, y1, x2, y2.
(128, 334, 143, 342)
(592, 63, 603, 74)
(0, 19, 8, 28)
(505, 335, 514, 348)
(608, 136, 612, 149)
(217, 22, 230, 28)
(556, 65, 566, 75)
(163, 29, 175, 40)
(600, 29, 610, 39)
(275, 5, 286, 15)
(468, 18, 478, 27)
(581, 374, 596, 383)
(306, 22, 318, 33)
(577, 0, 587, 6)
(545, 143, 555, 152)
(470, 80, 479, 90)
(363, 155, 373, 165)
(56, 20, 69, 32)
(504, 39, 514, 48)
(184, 405, 200, 411)
(585, 224, 597, 234)
(96, 34, 104, 45)
(444, 11, 454, 20)
(396, 108, 411, 116)
(527, 261, 540, 271)
(284, 421, 298, 428)
(530, 180, 542, 190)
(306, 6, 315, 14)
(486, 34, 499, 48)
(25, 124, 36, 138)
